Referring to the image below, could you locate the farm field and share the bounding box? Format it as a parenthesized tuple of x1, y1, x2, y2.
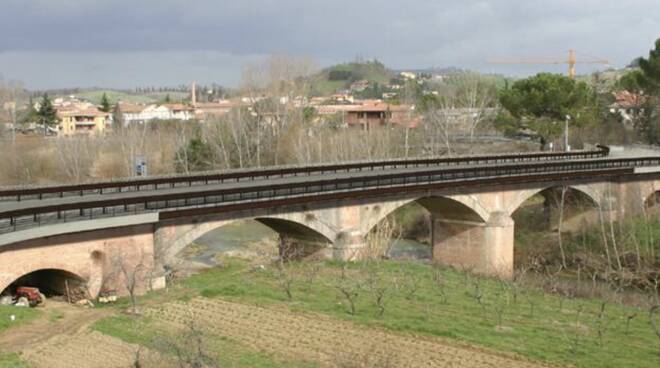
(167, 259, 660, 368)
(1, 259, 658, 367)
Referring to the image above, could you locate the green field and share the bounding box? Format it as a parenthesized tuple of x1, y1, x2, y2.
(61, 90, 191, 105)
(0, 305, 39, 333)
(96, 259, 659, 368)
(0, 353, 29, 368)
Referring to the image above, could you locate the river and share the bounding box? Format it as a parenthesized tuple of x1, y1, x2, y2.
(180, 220, 431, 265)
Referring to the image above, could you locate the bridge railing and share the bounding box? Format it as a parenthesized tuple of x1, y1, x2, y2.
(0, 146, 609, 202)
(4, 152, 659, 237)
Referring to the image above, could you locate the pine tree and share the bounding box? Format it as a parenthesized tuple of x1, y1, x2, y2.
(20, 97, 39, 125)
(37, 93, 58, 135)
(635, 39, 660, 143)
(100, 93, 112, 112)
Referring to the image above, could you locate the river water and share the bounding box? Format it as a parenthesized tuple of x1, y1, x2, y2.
(181, 220, 431, 265)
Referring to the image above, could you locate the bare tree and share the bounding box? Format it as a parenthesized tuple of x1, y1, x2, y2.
(151, 314, 219, 368)
(112, 123, 150, 177)
(424, 97, 456, 155)
(106, 245, 150, 315)
(364, 218, 400, 260)
(455, 75, 497, 143)
(54, 136, 98, 182)
(333, 264, 361, 315)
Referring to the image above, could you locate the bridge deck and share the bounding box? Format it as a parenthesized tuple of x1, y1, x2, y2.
(1, 146, 660, 237)
(0, 157, 609, 213)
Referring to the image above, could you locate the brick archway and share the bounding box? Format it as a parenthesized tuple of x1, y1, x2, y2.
(506, 184, 601, 216)
(156, 214, 338, 266)
(359, 194, 489, 235)
(0, 266, 88, 298)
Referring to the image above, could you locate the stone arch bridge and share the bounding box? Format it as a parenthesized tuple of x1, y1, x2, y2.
(1, 147, 660, 297)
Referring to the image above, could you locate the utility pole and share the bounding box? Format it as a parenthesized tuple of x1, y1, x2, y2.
(11, 102, 16, 142)
(564, 115, 571, 151)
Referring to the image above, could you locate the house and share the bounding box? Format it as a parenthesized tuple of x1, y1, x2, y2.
(117, 102, 194, 125)
(610, 91, 646, 125)
(193, 100, 249, 121)
(400, 72, 417, 80)
(163, 103, 195, 120)
(345, 102, 419, 129)
(56, 105, 109, 136)
(350, 80, 370, 92)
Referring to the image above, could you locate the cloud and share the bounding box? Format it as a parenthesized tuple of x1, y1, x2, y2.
(0, 0, 658, 88)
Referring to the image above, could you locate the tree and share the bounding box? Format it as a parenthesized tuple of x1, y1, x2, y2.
(106, 246, 150, 315)
(636, 39, 660, 94)
(626, 39, 660, 143)
(18, 96, 38, 127)
(99, 93, 112, 113)
(499, 73, 596, 149)
(175, 136, 214, 173)
(37, 93, 59, 135)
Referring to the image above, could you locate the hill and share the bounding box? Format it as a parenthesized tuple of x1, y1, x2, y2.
(312, 60, 395, 95)
(49, 89, 191, 105)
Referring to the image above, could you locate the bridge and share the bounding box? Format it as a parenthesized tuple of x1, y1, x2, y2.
(2, 145, 660, 298)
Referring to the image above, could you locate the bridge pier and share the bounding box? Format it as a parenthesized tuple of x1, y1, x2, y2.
(333, 230, 366, 261)
(432, 211, 513, 279)
(278, 234, 333, 260)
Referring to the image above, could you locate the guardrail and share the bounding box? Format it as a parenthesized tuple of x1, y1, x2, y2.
(4, 152, 656, 236)
(0, 145, 610, 202)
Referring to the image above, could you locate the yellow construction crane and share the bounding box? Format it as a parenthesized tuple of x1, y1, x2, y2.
(489, 50, 610, 79)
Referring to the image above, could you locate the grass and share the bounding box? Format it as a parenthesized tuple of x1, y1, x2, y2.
(0, 353, 29, 368)
(0, 307, 37, 367)
(48, 310, 63, 323)
(169, 258, 659, 368)
(93, 313, 317, 367)
(0, 306, 40, 333)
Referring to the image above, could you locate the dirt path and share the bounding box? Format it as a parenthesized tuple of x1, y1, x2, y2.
(21, 330, 165, 368)
(0, 301, 109, 354)
(147, 298, 552, 368)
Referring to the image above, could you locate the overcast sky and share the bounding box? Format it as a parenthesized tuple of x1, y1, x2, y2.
(0, 0, 658, 89)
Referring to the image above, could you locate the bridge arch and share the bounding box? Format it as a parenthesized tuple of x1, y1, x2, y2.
(360, 194, 489, 236)
(158, 214, 337, 265)
(506, 185, 601, 216)
(361, 194, 499, 270)
(638, 180, 660, 209)
(0, 266, 87, 298)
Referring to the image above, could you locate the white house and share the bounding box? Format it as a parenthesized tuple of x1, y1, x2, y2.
(118, 103, 195, 125)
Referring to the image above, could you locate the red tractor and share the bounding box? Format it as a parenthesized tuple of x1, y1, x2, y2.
(16, 287, 46, 307)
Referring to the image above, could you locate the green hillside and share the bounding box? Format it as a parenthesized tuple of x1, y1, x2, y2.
(312, 60, 395, 95)
(61, 90, 190, 105)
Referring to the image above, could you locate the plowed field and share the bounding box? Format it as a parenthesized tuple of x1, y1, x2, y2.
(145, 298, 549, 368)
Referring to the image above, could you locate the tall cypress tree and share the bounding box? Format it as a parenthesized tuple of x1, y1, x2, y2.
(99, 92, 112, 112)
(37, 93, 58, 135)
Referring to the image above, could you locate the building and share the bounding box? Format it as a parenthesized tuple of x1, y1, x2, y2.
(400, 71, 417, 80)
(349, 80, 370, 92)
(315, 101, 419, 129)
(610, 90, 646, 125)
(344, 102, 419, 129)
(117, 102, 194, 125)
(56, 106, 109, 136)
(193, 100, 249, 121)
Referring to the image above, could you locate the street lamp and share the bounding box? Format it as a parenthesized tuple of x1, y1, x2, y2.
(564, 114, 571, 152)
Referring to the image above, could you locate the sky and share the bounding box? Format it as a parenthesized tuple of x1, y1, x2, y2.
(0, 0, 659, 89)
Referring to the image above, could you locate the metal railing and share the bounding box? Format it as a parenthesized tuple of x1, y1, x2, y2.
(0, 146, 610, 202)
(4, 152, 658, 236)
